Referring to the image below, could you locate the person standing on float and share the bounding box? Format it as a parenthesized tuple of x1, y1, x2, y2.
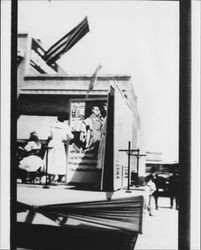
(47, 112, 74, 183)
(80, 106, 103, 152)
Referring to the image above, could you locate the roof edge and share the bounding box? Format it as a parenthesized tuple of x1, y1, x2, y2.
(24, 74, 131, 81)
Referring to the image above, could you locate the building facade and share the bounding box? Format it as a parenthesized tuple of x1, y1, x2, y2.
(17, 34, 144, 189)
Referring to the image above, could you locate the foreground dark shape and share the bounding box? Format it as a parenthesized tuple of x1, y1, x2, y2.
(17, 223, 138, 250)
(16, 195, 144, 249)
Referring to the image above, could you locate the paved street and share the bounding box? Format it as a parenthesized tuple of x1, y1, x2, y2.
(135, 197, 178, 250)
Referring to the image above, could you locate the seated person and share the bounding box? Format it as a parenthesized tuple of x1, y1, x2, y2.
(18, 132, 43, 173)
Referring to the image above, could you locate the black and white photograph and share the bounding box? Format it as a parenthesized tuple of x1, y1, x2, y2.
(0, 0, 200, 250)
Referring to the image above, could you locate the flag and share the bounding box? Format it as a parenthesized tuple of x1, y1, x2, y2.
(44, 17, 89, 64)
(87, 64, 102, 96)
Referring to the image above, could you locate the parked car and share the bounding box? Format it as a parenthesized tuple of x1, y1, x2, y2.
(153, 173, 172, 197)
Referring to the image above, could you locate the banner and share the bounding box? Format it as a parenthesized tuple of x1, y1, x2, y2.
(17, 195, 144, 233)
(87, 64, 102, 96)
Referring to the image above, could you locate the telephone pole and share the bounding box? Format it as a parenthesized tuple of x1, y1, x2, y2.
(119, 141, 146, 192)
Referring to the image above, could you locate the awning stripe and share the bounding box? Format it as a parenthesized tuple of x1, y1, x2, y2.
(17, 195, 145, 233)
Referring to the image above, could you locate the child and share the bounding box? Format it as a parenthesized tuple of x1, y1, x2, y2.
(145, 174, 156, 216)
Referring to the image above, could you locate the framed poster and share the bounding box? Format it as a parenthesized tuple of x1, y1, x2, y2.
(66, 98, 107, 186)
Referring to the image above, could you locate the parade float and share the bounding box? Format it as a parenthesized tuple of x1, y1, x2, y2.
(16, 32, 147, 250)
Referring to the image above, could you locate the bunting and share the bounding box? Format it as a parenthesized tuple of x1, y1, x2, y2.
(17, 195, 145, 233)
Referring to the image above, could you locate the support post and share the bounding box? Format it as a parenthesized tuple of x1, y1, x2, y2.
(119, 143, 146, 191)
(119, 142, 146, 192)
(126, 141, 131, 193)
(43, 146, 50, 189)
(136, 148, 140, 180)
(132, 149, 146, 187)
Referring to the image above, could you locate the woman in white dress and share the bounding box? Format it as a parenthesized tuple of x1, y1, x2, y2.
(47, 113, 74, 183)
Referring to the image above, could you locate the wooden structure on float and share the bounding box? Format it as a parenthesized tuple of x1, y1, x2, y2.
(17, 34, 141, 191)
(66, 84, 137, 191)
(16, 34, 145, 250)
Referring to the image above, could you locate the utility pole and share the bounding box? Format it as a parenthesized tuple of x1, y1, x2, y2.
(132, 148, 146, 186)
(119, 141, 146, 192)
